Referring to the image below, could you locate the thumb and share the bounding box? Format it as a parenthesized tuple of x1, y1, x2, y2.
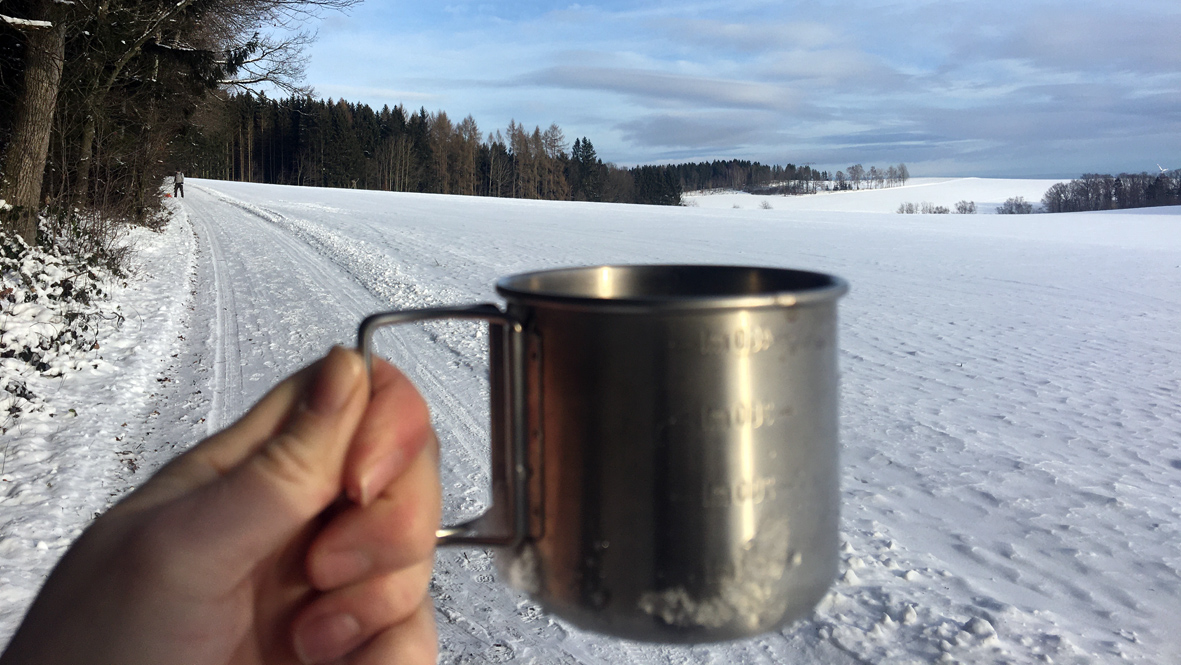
(163, 347, 370, 575)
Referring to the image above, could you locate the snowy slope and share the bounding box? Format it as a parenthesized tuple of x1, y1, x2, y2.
(2, 179, 1179, 664)
(686, 177, 1065, 214)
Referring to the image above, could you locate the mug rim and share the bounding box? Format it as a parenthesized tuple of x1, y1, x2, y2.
(495, 264, 848, 312)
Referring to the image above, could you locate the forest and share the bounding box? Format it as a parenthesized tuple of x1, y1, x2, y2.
(173, 95, 915, 208)
(0, 0, 362, 245)
(1041, 172, 1181, 212)
(176, 94, 869, 206)
(172, 93, 680, 205)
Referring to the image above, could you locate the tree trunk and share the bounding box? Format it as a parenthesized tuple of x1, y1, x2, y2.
(74, 109, 97, 206)
(0, 3, 67, 244)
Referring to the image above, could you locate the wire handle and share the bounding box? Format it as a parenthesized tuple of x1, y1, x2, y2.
(357, 304, 528, 547)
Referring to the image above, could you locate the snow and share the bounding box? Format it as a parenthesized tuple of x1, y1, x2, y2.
(0, 16, 55, 29)
(0, 209, 197, 623)
(2, 178, 1179, 664)
(688, 177, 1066, 215)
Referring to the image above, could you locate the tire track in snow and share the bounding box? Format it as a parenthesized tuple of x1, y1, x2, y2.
(186, 196, 244, 433)
(188, 183, 492, 506)
(191, 186, 493, 507)
(184, 185, 383, 422)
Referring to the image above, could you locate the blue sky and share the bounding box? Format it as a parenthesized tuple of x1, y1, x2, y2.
(304, 1, 1180, 177)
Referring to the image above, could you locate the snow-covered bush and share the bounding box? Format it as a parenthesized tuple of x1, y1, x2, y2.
(896, 202, 950, 214)
(1, 218, 127, 431)
(996, 196, 1034, 214)
(37, 206, 138, 277)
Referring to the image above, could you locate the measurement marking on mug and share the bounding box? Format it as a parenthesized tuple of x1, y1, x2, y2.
(701, 402, 793, 430)
(669, 477, 778, 507)
(701, 477, 778, 508)
(698, 325, 775, 355)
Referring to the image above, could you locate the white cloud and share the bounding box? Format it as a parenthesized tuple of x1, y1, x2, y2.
(758, 49, 904, 88)
(302, 1, 1181, 175)
(661, 19, 839, 51)
(617, 111, 779, 150)
(519, 66, 798, 110)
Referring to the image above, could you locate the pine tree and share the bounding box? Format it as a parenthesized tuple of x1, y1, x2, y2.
(571, 137, 602, 201)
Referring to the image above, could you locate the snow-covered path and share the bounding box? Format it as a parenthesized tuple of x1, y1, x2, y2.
(3, 178, 1179, 664)
(185, 184, 383, 427)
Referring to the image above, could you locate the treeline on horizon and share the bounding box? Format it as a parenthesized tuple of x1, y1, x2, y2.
(1041, 172, 1181, 212)
(174, 94, 844, 205)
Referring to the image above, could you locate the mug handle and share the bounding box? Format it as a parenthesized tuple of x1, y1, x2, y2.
(357, 304, 528, 547)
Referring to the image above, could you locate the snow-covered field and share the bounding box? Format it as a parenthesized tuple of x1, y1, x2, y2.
(688, 177, 1062, 215)
(2, 178, 1179, 664)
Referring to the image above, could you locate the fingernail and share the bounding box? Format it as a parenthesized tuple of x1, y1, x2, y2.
(294, 612, 362, 665)
(352, 448, 405, 506)
(309, 347, 363, 416)
(314, 549, 372, 589)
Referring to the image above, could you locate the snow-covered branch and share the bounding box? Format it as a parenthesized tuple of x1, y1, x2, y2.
(147, 41, 200, 54)
(0, 14, 54, 29)
(219, 76, 270, 85)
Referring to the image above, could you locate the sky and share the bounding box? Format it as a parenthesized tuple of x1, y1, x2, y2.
(302, 0, 1181, 177)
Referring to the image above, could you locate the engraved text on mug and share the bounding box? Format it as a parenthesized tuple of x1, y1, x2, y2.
(699, 325, 775, 356)
(702, 477, 778, 508)
(700, 401, 792, 430)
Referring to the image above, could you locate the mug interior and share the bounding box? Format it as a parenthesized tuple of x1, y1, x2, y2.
(496, 265, 847, 310)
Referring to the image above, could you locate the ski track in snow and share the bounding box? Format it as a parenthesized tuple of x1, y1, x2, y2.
(3, 178, 1180, 663)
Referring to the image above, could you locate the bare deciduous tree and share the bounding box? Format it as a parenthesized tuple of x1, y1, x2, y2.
(1, 0, 67, 242)
(1, 0, 358, 239)
(541, 123, 568, 200)
(997, 196, 1034, 214)
(847, 164, 864, 190)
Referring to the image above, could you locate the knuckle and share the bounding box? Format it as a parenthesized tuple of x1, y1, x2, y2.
(374, 496, 437, 567)
(254, 431, 336, 504)
(377, 566, 433, 622)
(389, 375, 431, 431)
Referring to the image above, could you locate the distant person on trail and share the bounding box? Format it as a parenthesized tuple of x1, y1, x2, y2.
(174, 170, 185, 198)
(0, 347, 442, 665)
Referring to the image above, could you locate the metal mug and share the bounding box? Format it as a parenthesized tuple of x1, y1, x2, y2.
(357, 264, 848, 643)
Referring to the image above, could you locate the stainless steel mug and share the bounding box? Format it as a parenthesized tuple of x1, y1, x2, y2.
(357, 264, 848, 643)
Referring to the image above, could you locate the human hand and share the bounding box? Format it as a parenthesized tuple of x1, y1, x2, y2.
(0, 347, 441, 665)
